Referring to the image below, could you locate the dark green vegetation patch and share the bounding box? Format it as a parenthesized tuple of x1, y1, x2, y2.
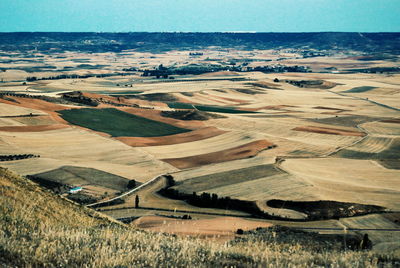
(173, 164, 282, 193)
(344, 86, 377, 93)
(58, 108, 190, 137)
(167, 102, 257, 114)
(378, 159, 400, 170)
(267, 200, 385, 220)
(30, 166, 131, 192)
(334, 138, 400, 169)
(135, 93, 178, 102)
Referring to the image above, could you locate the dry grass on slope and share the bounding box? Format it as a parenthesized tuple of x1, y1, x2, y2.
(0, 168, 398, 267)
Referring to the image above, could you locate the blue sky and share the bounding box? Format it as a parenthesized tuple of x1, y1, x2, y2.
(1, 0, 399, 32)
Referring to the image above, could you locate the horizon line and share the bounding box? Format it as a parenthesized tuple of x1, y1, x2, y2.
(0, 31, 399, 34)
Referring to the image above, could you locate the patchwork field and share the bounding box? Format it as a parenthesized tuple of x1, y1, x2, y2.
(0, 45, 399, 250)
(0, 127, 177, 182)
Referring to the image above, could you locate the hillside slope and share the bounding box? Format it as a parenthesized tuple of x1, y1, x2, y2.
(0, 168, 398, 267)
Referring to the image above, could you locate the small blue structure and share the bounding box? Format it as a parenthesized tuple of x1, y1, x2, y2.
(69, 186, 83, 194)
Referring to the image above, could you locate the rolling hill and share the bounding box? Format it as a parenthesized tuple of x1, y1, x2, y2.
(1, 168, 398, 267)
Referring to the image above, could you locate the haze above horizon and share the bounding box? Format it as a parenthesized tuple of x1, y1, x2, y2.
(1, 0, 399, 33)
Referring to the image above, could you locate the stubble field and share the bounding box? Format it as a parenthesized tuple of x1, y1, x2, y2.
(0, 47, 399, 250)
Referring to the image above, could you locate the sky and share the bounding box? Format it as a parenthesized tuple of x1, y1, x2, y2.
(0, 0, 399, 32)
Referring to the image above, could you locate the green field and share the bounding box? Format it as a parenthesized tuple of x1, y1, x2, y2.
(58, 108, 191, 137)
(344, 86, 377, 93)
(167, 102, 257, 114)
(334, 138, 400, 169)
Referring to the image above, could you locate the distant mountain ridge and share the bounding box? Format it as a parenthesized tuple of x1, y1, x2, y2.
(0, 32, 399, 53)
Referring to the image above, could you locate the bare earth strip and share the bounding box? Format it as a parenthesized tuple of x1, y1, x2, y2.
(132, 216, 272, 238)
(293, 126, 366, 137)
(162, 140, 274, 169)
(116, 127, 226, 147)
(0, 124, 69, 132)
(140, 131, 267, 159)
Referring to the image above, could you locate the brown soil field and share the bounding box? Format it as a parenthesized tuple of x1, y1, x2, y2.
(132, 216, 272, 237)
(116, 127, 226, 147)
(0, 124, 69, 132)
(162, 139, 274, 169)
(293, 126, 366, 137)
(381, 119, 400, 124)
(313, 106, 350, 112)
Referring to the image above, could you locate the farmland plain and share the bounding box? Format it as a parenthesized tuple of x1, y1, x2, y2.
(0, 36, 399, 253)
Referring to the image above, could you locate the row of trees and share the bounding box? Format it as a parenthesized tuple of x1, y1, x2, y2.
(26, 71, 134, 82)
(61, 91, 99, 107)
(0, 154, 40, 161)
(140, 64, 311, 79)
(249, 65, 310, 73)
(159, 187, 267, 218)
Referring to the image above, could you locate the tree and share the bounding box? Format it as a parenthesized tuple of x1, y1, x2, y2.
(211, 193, 218, 204)
(360, 234, 373, 250)
(127, 180, 136, 189)
(135, 195, 140, 208)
